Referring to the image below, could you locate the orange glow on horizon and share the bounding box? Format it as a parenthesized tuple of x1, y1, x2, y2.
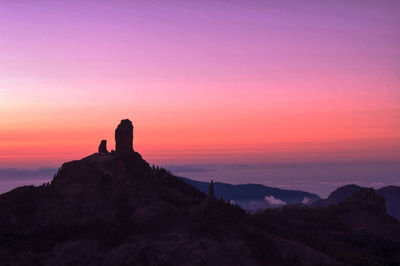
(1, 0, 399, 168)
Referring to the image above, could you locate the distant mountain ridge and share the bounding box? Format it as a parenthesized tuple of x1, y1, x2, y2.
(183, 178, 400, 220)
(181, 177, 320, 211)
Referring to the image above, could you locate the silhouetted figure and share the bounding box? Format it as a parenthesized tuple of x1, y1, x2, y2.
(98, 140, 108, 153)
(115, 119, 134, 153)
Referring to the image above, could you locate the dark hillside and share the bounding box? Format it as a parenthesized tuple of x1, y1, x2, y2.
(253, 189, 400, 265)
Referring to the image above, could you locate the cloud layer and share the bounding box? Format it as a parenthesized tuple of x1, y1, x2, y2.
(264, 195, 287, 206)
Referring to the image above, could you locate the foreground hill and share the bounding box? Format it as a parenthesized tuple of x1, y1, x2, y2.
(1, 120, 400, 265)
(0, 152, 338, 266)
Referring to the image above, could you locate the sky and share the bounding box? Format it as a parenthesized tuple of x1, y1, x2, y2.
(1, 0, 400, 172)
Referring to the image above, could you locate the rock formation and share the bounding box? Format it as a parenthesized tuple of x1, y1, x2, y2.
(208, 180, 215, 199)
(202, 180, 216, 209)
(115, 119, 134, 153)
(98, 140, 108, 153)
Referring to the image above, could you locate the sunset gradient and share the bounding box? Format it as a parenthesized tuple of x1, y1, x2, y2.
(1, 0, 399, 168)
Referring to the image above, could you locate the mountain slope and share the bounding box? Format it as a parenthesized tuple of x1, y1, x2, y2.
(181, 177, 320, 210)
(376, 186, 400, 221)
(313, 184, 363, 207)
(314, 184, 400, 220)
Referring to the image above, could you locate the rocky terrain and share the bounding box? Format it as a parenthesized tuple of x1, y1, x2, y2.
(314, 184, 400, 220)
(1, 119, 400, 265)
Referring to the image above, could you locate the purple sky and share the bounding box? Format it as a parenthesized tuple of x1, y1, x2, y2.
(0, 0, 399, 195)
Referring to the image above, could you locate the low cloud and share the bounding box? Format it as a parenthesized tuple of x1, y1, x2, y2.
(302, 197, 312, 204)
(318, 181, 362, 186)
(165, 165, 215, 174)
(264, 195, 287, 206)
(0, 168, 57, 181)
(371, 182, 385, 187)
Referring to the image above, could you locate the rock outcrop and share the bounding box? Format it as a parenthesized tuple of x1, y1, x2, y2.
(342, 188, 387, 215)
(202, 180, 216, 209)
(98, 140, 108, 153)
(115, 119, 134, 154)
(208, 180, 215, 199)
(313, 184, 363, 207)
(313, 184, 400, 220)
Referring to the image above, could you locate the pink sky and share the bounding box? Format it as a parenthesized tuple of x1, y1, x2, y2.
(1, 0, 399, 168)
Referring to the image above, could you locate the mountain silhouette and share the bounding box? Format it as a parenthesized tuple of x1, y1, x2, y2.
(314, 184, 400, 220)
(181, 177, 320, 211)
(1, 119, 400, 265)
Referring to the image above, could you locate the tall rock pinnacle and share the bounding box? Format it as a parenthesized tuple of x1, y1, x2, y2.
(208, 180, 215, 198)
(115, 119, 134, 153)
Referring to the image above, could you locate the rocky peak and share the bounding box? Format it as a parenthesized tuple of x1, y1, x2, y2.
(115, 119, 134, 154)
(327, 184, 363, 204)
(98, 140, 108, 153)
(342, 188, 386, 215)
